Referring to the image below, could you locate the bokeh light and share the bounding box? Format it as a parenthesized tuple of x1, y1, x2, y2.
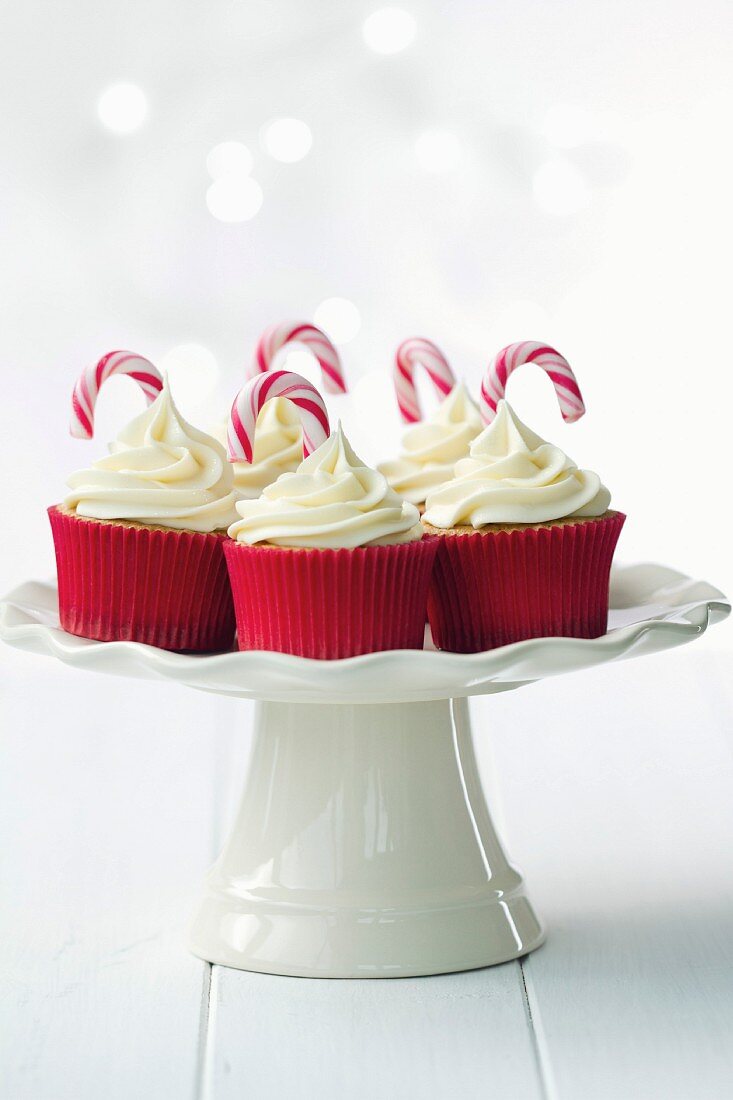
(314, 298, 362, 344)
(206, 141, 253, 180)
(160, 344, 219, 419)
(261, 118, 313, 163)
(362, 8, 416, 54)
(97, 83, 148, 134)
(415, 130, 463, 173)
(206, 176, 263, 222)
(533, 159, 590, 216)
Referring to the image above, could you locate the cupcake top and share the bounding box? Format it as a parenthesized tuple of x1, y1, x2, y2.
(422, 400, 611, 528)
(215, 397, 302, 499)
(65, 376, 240, 532)
(228, 423, 423, 549)
(378, 382, 483, 505)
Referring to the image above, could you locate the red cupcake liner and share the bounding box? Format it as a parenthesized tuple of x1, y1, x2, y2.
(48, 506, 235, 652)
(427, 512, 626, 653)
(224, 537, 439, 659)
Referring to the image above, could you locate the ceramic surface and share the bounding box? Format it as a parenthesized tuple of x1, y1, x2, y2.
(190, 697, 544, 977)
(0, 565, 728, 703)
(1, 564, 728, 977)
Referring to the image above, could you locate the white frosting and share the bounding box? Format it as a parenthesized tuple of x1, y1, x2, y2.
(65, 377, 240, 532)
(378, 382, 483, 504)
(214, 398, 302, 499)
(422, 400, 611, 528)
(228, 423, 423, 548)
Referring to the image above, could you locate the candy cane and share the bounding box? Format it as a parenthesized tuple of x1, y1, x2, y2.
(394, 337, 456, 423)
(228, 371, 330, 464)
(70, 350, 164, 439)
(251, 321, 347, 395)
(480, 341, 586, 425)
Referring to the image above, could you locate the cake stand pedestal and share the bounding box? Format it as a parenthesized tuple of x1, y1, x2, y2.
(1, 564, 728, 978)
(191, 696, 539, 977)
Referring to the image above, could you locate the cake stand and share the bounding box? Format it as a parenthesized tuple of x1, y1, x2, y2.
(1, 564, 728, 979)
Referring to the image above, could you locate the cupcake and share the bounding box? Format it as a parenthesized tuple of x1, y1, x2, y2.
(378, 382, 483, 508)
(219, 319, 348, 499)
(215, 398, 302, 499)
(50, 356, 239, 651)
(223, 370, 438, 658)
(423, 400, 625, 651)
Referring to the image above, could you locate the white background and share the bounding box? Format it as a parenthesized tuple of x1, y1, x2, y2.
(1, 4, 733, 1098)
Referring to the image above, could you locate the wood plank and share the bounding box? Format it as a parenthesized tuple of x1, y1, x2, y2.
(0, 649, 247, 1100)
(203, 962, 543, 1100)
(479, 649, 733, 1100)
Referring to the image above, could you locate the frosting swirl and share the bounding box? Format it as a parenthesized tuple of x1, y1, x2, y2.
(422, 400, 611, 528)
(214, 397, 302, 499)
(228, 423, 423, 548)
(65, 377, 239, 532)
(378, 382, 483, 505)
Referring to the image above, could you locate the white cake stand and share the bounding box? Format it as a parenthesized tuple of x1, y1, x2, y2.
(1, 564, 728, 979)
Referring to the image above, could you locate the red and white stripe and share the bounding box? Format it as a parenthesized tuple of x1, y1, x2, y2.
(251, 321, 347, 395)
(394, 337, 456, 423)
(480, 341, 586, 425)
(228, 371, 330, 464)
(70, 350, 164, 439)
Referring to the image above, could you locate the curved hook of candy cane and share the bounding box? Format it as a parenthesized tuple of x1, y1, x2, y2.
(250, 321, 347, 395)
(70, 350, 164, 440)
(394, 337, 456, 424)
(479, 341, 586, 425)
(228, 370, 331, 464)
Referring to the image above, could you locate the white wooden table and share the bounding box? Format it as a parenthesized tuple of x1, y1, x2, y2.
(2, 641, 732, 1100)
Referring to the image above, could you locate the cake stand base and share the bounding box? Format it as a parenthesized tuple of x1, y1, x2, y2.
(189, 697, 544, 978)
